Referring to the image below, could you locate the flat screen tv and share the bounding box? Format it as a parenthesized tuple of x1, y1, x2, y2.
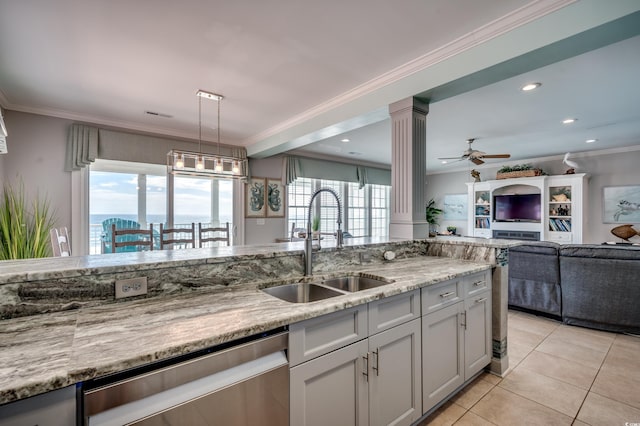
(493, 193, 541, 222)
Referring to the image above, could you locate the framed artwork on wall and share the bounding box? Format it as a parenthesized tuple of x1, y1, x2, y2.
(245, 177, 266, 218)
(602, 185, 640, 223)
(266, 179, 286, 218)
(443, 193, 468, 221)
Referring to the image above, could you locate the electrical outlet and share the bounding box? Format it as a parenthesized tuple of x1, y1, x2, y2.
(115, 277, 148, 299)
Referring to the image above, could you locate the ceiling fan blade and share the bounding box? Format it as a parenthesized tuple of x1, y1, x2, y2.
(437, 156, 465, 160)
(481, 154, 511, 159)
(471, 158, 485, 165)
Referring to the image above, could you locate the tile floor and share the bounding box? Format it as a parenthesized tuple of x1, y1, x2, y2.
(418, 310, 640, 426)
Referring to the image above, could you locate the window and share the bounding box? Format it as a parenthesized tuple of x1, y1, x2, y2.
(89, 159, 234, 254)
(286, 178, 390, 239)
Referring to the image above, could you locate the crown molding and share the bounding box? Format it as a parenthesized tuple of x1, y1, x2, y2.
(242, 0, 576, 147)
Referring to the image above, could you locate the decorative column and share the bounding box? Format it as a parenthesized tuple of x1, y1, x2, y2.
(389, 97, 429, 239)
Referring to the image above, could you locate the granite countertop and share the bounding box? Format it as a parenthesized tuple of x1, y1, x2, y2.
(0, 255, 491, 405)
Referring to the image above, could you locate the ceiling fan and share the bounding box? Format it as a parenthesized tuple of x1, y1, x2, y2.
(438, 138, 511, 165)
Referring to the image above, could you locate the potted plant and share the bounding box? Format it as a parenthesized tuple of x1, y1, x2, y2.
(446, 226, 457, 235)
(425, 198, 442, 237)
(496, 164, 545, 179)
(0, 181, 56, 259)
(311, 216, 320, 238)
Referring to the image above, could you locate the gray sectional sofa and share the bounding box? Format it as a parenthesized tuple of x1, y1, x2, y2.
(508, 242, 640, 334)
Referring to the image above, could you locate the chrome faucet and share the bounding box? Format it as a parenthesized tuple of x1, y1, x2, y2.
(305, 187, 344, 276)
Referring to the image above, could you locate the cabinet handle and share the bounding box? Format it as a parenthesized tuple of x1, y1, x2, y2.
(362, 353, 369, 381)
(372, 349, 379, 376)
(439, 291, 455, 298)
(473, 281, 484, 287)
(475, 297, 487, 304)
(460, 311, 467, 330)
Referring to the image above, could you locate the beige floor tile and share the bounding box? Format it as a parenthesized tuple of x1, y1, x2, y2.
(508, 327, 546, 349)
(549, 325, 614, 353)
(614, 333, 640, 351)
(591, 364, 640, 410)
(518, 350, 598, 390)
(451, 376, 496, 409)
(508, 313, 559, 338)
(535, 336, 607, 370)
(471, 387, 573, 426)
(508, 341, 535, 367)
(498, 368, 587, 417)
(577, 392, 640, 426)
(417, 401, 466, 426)
(571, 421, 590, 426)
(479, 372, 502, 386)
(454, 411, 497, 425)
(604, 342, 640, 374)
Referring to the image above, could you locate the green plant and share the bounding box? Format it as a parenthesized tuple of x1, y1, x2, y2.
(311, 216, 320, 232)
(497, 163, 534, 173)
(425, 198, 443, 225)
(0, 182, 56, 259)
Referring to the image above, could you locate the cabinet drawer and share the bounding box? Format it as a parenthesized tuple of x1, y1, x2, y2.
(368, 290, 420, 335)
(289, 305, 368, 366)
(547, 232, 572, 243)
(421, 278, 462, 314)
(464, 270, 491, 297)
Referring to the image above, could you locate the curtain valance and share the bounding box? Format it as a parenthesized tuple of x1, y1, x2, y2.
(64, 124, 98, 171)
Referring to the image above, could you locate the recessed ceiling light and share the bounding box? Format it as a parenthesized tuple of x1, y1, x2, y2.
(521, 82, 541, 91)
(341, 138, 350, 143)
(441, 160, 448, 164)
(586, 139, 597, 143)
(562, 118, 577, 124)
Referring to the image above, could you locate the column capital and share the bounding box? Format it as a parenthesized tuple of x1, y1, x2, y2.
(388, 96, 429, 116)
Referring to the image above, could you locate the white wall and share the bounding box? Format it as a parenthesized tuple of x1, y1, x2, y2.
(245, 156, 287, 245)
(2, 111, 72, 230)
(426, 147, 640, 243)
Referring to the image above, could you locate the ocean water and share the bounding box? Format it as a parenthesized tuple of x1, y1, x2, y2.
(90, 214, 232, 226)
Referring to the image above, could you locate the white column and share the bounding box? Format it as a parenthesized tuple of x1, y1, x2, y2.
(388, 97, 429, 239)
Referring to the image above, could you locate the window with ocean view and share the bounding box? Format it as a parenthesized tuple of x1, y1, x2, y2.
(89, 160, 234, 254)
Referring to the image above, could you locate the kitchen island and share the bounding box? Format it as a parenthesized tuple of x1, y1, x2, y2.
(0, 237, 518, 416)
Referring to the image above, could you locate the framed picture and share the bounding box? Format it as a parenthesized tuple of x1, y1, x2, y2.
(443, 193, 468, 221)
(603, 185, 640, 223)
(266, 179, 286, 217)
(245, 177, 266, 217)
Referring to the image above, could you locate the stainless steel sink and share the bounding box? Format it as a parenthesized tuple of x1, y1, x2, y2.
(261, 283, 345, 303)
(320, 275, 395, 292)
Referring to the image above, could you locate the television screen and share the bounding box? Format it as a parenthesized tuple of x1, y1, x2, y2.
(493, 194, 541, 222)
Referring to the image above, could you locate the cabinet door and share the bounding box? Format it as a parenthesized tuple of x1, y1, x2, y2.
(369, 319, 422, 426)
(422, 302, 464, 414)
(290, 339, 369, 426)
(464, 290, 492, 379)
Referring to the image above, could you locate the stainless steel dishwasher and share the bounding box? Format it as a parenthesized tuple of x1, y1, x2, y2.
(82, 330, 288, 426)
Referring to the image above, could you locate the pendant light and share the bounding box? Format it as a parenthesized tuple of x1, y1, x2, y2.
(167, 90, 248, 180)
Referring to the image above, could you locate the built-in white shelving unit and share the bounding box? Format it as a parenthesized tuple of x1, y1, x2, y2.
(466, 174, 588, 243)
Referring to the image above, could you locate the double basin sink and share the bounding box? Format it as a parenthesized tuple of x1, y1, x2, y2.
(261, 275, 395, 303)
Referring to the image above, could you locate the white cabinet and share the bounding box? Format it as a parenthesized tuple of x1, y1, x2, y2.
(421, 271, 492, 414)
(290, 291, 422, 425)
(290, 339, 369, 426)
(369, 319, 421, 426)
